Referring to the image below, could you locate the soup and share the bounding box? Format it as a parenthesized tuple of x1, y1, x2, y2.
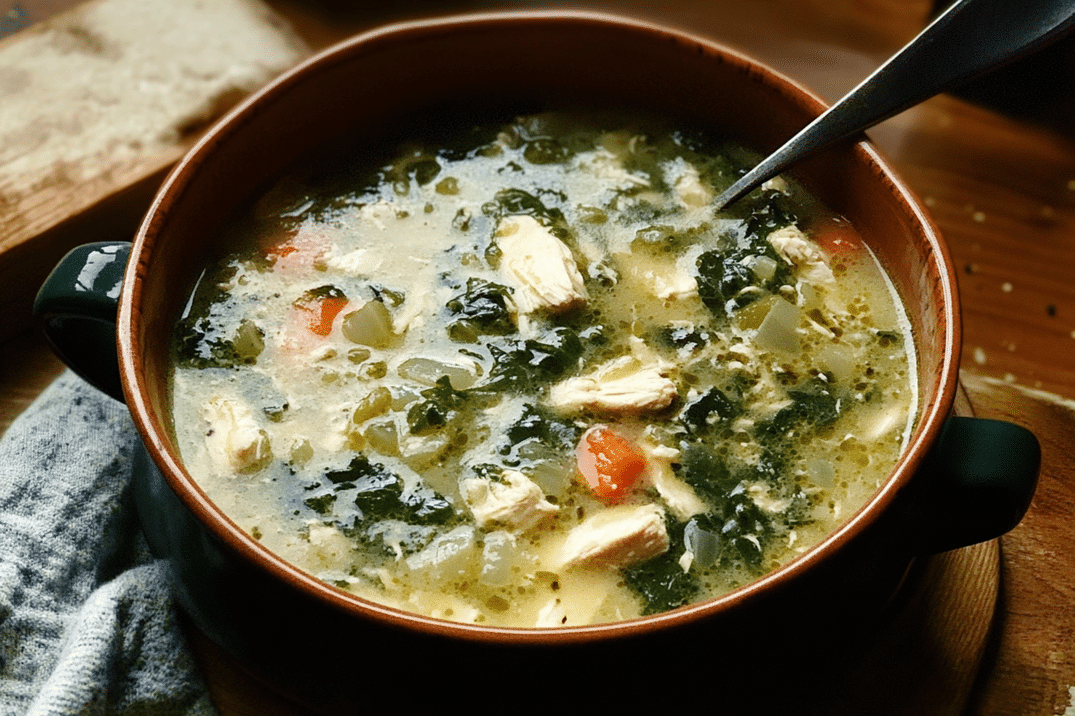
(169, 110, 917, 627)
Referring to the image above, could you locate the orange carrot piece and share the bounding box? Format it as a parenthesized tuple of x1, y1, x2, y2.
(296, 295, 349, 337)
(576, 426, 647, 504)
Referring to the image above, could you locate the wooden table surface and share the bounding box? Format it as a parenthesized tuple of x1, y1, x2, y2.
(3, 1, 1075, 714)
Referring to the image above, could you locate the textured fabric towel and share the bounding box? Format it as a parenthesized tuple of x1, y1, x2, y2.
(0, 371, 216, 715)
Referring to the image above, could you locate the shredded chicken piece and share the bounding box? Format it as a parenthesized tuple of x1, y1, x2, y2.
(672, 163, 712, 208)
(558, 504, 670, 570)
(547, 356, 676, 415)
(638, 437, 706, 521)
(496, 215, 588, 315)
(321, 247, 380, 277)
(461, 470, 559, 533)
(768, 225, 835, 285)
(202, 395, 272, 474)
(580, 147, 651, 189)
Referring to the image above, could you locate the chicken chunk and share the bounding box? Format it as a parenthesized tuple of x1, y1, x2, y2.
(321, 247, 380, 277)
(557, 504, 670, 570)
(637, 437, 706, 521)
(547, 356, 676, 416)
(201, 395, 272, 475)
(580, 146, 651, 189)
(461, 469, 559, 533)
(768, 225, 835, 285)
(496, 215, 589, 315)
(671, 162, 712, 209)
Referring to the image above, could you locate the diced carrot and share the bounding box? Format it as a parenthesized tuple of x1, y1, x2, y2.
(295, 295, 349, 337)
(812, 215, 864, 259)
(576, 426, 647, 504)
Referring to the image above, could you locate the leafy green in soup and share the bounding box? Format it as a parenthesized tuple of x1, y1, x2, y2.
(170, 110, 917, 626)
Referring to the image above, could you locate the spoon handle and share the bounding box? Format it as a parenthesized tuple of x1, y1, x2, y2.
(714, 0, 1075, 211)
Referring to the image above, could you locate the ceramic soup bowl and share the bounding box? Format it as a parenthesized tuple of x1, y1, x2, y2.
(35, 11, 1039, 711)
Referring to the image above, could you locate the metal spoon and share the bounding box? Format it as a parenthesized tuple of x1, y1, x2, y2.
(714, 0, 1075, 211)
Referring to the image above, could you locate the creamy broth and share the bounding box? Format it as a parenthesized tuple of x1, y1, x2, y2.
(170, 111, 917, 626)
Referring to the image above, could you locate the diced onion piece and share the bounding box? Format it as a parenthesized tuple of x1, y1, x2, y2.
(749, 255, 778, 282)
(341, 300, 394, 347)
(684, 518, 721, 569)
(405, 526, 479, 587)
(754, 297, 800, 354)
(806, 458, 835, 488)
(817, 343, 855, 383)
(363, 420, 399, 457)
(734, 294, 777, 332)
(397, 357, 477, 390)
(351, 387, 392, 425)
(233, 320, 265, 361)
(479, 531, 523, 587)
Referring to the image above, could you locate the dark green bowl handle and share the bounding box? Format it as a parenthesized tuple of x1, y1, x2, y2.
(33, 241, 131, 403)
(888, 415, 1041, 555)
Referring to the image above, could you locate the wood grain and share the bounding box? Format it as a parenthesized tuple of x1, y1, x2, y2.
(891, 100, 1075, 401)
(961, 375, 1075, 716)
(0, 0, 309, 340)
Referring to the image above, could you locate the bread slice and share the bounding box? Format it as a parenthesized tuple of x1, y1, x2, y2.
(0, 0, 309, 339)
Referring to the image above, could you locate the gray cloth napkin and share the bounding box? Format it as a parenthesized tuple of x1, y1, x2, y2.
(0, 371, 216, 716)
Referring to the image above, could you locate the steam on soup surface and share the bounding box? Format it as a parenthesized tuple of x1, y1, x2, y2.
(170, 110, 917, 626)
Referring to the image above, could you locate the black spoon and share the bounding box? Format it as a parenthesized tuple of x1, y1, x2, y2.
(714, 0, 1075, 211)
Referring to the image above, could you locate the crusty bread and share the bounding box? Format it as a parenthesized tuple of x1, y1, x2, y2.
(0, 0, 309, 339)
(0, 0, 308, 193)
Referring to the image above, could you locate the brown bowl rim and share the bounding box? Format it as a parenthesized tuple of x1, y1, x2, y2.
(117, 9, 959, 646)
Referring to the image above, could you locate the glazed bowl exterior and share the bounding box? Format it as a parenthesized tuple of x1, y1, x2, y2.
(36, 10, 1034, 711)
